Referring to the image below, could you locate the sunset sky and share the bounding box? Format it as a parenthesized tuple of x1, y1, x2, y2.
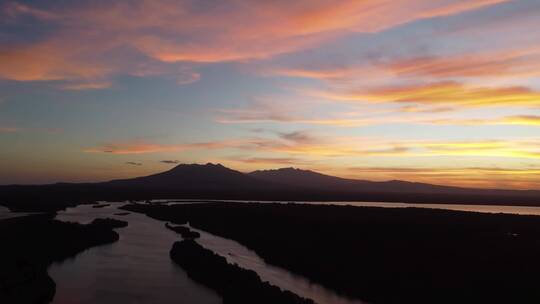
(1, 0, 539, 189)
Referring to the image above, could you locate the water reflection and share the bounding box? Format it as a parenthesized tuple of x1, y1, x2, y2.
(0, 206, 33, 220)
(45, 199, 540, 304)
(188, 224, 367, 304)
(167, 199, 540, 216)
(49, 203, 221, 304)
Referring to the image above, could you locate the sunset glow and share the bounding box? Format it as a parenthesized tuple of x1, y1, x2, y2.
(1, 0, 539, 189)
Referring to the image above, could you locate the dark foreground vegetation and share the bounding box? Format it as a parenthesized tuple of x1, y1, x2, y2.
(170, 239, 313, 304)
(0, 214, 126, 304)
(125, 202, 540, 304)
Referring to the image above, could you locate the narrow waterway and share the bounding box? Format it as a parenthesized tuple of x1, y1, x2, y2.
(187, 224, 367, 304)
(168, 199, 540, 216)
(48, 203, 221, 304)
(37, 199, 540, 304)
(0, 206, 33, 220)
(48, 202, 367, 304)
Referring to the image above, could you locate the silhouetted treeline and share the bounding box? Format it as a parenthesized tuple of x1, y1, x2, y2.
(0, 214, 126, 304)
(170, 239, 313, 304)
(126, 202, 540, 304)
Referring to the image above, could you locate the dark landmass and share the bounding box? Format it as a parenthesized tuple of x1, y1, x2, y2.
(0, 214, 123, 304)
(125, 202, 540, 304)
(2, 163, 540, 212)
(170, 239, 313, 304)
(114, 212, 130, 216)
(92, 203, 110, 209)
(165, 222, 200, 239)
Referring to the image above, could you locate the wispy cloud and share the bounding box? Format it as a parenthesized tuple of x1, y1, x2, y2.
(0, 0, 506, 88)
(310, 81, 540, 108)
(216, 101, 376, 127)
(426, 115, 540, 127)
(60, 80, 113, 91)
(160, 160, 181, 164)
(176, 72, 201, 85)
(387, 48, 540, 79)
(278, 131, 317, 144)
(0, 127, 19, 133)
(227, 156, 308, 166)
(276, 46, 540, 82)
(83, 140, 245, 154)
(125, 161, 142, 166)
(346, 166, 540, 189)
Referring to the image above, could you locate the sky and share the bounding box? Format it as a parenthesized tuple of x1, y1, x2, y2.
(0, 0, 539, 189)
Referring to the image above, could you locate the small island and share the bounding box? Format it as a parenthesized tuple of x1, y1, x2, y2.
(165, 223, 201, 239)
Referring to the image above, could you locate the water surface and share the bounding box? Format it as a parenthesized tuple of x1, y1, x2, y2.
(49, 203, 221, 304)
(46, 199, 540, 304)
(189, 224, 366, 304)
(0, 206, 33, 220)
(49, 202, 367, 304)
(168, 199, 540, 216)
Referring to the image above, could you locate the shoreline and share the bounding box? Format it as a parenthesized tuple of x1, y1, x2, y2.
(124, 202, 540, 304)
(0, 214, 126, 303)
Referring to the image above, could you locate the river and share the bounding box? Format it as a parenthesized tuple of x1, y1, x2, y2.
(48, 203, 221, 304)
(4, 200, 540, 303)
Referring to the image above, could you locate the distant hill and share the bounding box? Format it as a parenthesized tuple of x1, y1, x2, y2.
(248, 167, 540, 197)
(106, 163, 269, 190)
(249, 167, 364, 190)
(2, 163, 540, 211)
(248, 167, 494, 194)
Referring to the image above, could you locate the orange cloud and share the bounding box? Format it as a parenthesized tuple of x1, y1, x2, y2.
(320, 82, 540, 108)
(0, 42, 113, 82)
(265, 44, 540, 84)
(346, 166, 540, 189)
(426, 115, 540, 126)
(267, 137, 540, 160)
(0, 127, 19, 133)
(0, 0, 507, 88)
(420, 140, 540, 159)
(502, 115, 540, 126)
(388, 47, 540, 79)
(61, 81, 113, 90)
(228, 157, 308, 166)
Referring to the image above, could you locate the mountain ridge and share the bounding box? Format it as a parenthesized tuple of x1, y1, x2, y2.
(2, 163, 540, 212)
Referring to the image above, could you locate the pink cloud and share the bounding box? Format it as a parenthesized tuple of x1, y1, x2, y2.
(0, 0, 507, 89)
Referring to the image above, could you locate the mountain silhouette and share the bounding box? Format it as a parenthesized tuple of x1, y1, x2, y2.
(248, 167, 499, 194)
(2, 163, 540, 211)
(107, 163, 268, 190)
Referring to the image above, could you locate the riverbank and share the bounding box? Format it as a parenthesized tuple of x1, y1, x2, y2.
(0, 214, 125, 303)
(124, 202, 540, 304)
(171, 239, 313, 304)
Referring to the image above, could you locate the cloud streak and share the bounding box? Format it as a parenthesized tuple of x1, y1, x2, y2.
(160, 160, 181, 164)
(0, 0, 507, 88)
(346, 166, 540, 189)
(313, 82, 540, 108)
(0, 127, 19, 133)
